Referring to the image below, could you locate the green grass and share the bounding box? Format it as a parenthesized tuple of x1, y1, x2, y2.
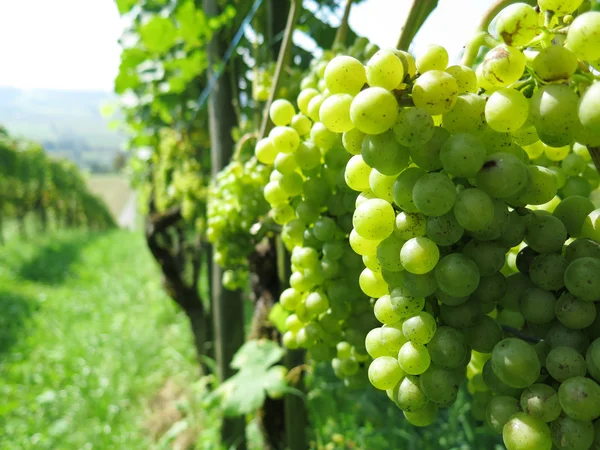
(0, 230, 202, 449)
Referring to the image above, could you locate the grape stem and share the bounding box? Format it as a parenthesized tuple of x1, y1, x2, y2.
(396, 0, 438, 51)
(259, 0, 302, 140)
(501, 325, 542, 343)
(589, 147, 600, 174)
(461, 0, 536, 66)
(333, 0, 353, 48)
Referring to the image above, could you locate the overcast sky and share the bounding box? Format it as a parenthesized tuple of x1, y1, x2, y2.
(0, 0, 496, 91)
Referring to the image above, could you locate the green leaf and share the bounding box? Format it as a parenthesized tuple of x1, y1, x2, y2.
(140, 17, 177, 53)
(268, 303, 290, 333)
(230, 339, 284, 370)
(115, 0, 137, 15)
(175, 0, 209, 45)
(114, 70, 140, 94)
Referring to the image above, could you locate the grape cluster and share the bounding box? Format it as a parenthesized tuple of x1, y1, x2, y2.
(207, 158, 271, 289)
(257, 1, 600, 448)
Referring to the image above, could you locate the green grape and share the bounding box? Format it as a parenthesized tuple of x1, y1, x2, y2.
(560, 176, 592, 198)
(419, 364, 461, 406)
(413, 173, 457, 217)
(305, 291, 330, 318)
(366, 49, 405, 90)
(269, 126, 300, 153)
(311, 122, 338, 150)
(425, 211, 464, 246)
(363, 254, 382, 272)
(400, 271, 438, 298)
(294, 141, 320, 171)
(497, 309, 526, 330)
(503, 412, 552, 450)
(392, 375, 428, 411)
(297, 88, 319, 115)
(435, 253, 480, 297)
(295, 200, 319, 224)
(462, 239, 505, 276)
(494, 3, 538, 46)
(453, 188, 495, 232)
(345, 155, 372, 192)
(529, 253, 567, 291)
(445, 65, 477, 94)
(485, 88, 529, 132)
(564, 238, 600, 262)
(280, 287, 302, 311)
(374, 295, 403, 325)
(369, 169, 396, 203)
(313, 216, 337, 241)
(545, 322, 590, 353)
(342, 128, 365, 155)
(532, 46, 578, 83)
(409, 126, 449, 171)
(555, 291, 596, 329)
(306, 94, 324, 122)
(482, 359, 523, 397)
(353, 198, 395, 240)
(376, 233, 406, 272)
(554, 195, 595, 238)
(561, 153, 586, 177)
(586, 338, 600, 382)
(398, 341, 431, 375)
(350, 87, 398, 135)
(441, 93, 486, 134)
(486, 396, 520, 434)
(544, 144, 571, 162)
(521, 384, 561, 423)
(389, 289, 425, 319)
(255, 137, 278, 165)
(416, 44, 448, 73)
(324, 55, 367, 96)
(427, 326, 468, 369)
(565, 12, 600, 62)
(581, 209, 600, 242)
(464, 315, 503, 353)
(392, 167, 426, 212)
(564, 257, 600, 302)
(481, 45, 526, 88)
(412, 70, 459, 115)
(272, 203, 295, 225)
(476, 152, 530, 199)
(520, 288, 556, 324)
(517, 165, 558, 206)
(366, 326, 407, 358)
(546, 346, 587, 382)
(550, 416, 595, 450)
(303, 176, 330, 204)
(319, 93, 354, 133)
(579, 82, 600, 132)
(492, 338, 540, 388)
(394, 212, 427, 240)
(270, 99, 295, 126)
(402, 311, 437, 345)
(392, 107, 434, 147)
(471, 272, 507, 311)
(539, 0, 583, 13)
(403, 401, 438, 427)
(558, 376, 600, 421)
(525, 213, 567, 254)
(531, 84, 580, 147)
(368, 356, 405, 390)
(349, 228, 380, 256)
(361, 130, 410, 175)
(279, 172, 303, 197)
(291, 114, 312, 136)
(436, 289, 469, 306)
(359, 268, 388, 298)
(439, 297, 482, 329)
(439, 133, 486, 177)
(400, 237, 439, 275)
(499, 272, 535, 311)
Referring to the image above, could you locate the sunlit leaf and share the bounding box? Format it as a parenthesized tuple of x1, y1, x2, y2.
(115, 0, 137, 15)
(140, 17, 177, 53)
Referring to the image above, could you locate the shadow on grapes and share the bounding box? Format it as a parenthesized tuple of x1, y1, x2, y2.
(306, 362, 503, 450)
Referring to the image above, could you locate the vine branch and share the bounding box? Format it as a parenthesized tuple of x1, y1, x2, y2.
(501, 325, 542, 343)
(396, 0, 439, 51)
(259, 0, 302, 140)
(589, 147, 600, 174)
(333, 0, 353, 48)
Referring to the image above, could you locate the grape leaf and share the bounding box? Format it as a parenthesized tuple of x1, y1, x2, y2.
(140, 17, 177, 54)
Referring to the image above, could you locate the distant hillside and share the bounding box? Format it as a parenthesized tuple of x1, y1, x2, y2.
(0, 87, 126, 171)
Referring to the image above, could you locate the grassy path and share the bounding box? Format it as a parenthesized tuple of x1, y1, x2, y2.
(0, 230, 198, 450)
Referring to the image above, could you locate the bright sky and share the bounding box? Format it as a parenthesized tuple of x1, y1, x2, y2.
(0, 0, 496, 92)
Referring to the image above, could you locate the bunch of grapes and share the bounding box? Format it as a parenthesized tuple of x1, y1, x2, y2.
(254, 1, 600, 448)
(206, 157, 271, 290)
